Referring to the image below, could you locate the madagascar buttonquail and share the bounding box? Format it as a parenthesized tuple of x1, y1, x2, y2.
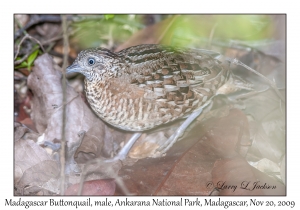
(67, 44, 230, 132)
(67, 44, 232, 157)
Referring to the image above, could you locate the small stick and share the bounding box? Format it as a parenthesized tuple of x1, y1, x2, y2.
(14, 34, 46, 65)
(14, 45, 40, 65)
(14, 34, 30, 60)
(59, 14, 69, 196)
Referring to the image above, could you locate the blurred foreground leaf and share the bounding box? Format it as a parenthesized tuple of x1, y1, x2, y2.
(104, 14, 115, 20)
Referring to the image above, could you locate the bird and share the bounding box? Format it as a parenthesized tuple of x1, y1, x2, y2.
(66, 44, 231, 157)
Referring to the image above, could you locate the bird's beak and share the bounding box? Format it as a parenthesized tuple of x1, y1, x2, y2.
(66, 63, 83, 74)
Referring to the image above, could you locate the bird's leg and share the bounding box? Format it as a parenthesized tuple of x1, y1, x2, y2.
(105, 132, 142, 162)
(155, 108, 204, 155)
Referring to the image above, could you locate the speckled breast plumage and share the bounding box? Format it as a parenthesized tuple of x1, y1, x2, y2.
(71, 44, 231, 131)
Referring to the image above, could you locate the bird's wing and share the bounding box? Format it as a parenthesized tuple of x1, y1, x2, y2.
(117, 44, 227, 90)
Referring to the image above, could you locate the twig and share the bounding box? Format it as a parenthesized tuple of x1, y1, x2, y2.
(15, 26, 78, 66)
(60, 14, 69, 195)
(14, 34, 46, 63)
(14, 14, 62, 40)
(41, 28, 80, 53)
(228, 58, 285, 102)
(42, 26, 80, 46)
(14, 45, 40, 65)
(14, 34, 30, 60)
(14, 16, 28, 37)
(42, 35, 63, 46)
(208, 23, 219, 50)
(27, 35, 46, 53)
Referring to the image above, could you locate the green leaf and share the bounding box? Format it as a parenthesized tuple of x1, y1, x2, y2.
(104, 14, 114, 20)
(14, 61, 28, 69)
(27, 49, 39, 66)
(27, 49, 39, 71)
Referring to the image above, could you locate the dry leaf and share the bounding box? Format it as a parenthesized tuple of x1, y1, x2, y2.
(65, 179, 116, 195)
(15, 139, 59, 194)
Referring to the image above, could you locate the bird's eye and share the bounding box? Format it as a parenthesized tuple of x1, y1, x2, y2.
(88, 58, 95, 66)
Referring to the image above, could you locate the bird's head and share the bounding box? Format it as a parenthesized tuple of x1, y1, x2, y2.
(66, 48, 121, 81)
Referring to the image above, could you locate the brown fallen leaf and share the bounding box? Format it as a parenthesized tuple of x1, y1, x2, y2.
(201, 109, 251, 159)
(20, 117, 37, 133)
(14, 138, 59, 195)
(65, 179, 116, 195)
